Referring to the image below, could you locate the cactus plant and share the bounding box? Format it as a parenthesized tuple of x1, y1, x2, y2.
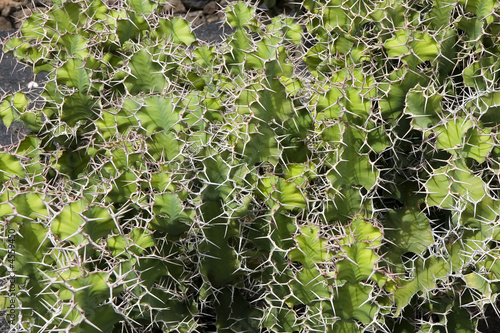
(1, 0, 500, 331)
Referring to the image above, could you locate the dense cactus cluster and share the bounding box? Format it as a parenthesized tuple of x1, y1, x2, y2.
(1, 0, 500, 331)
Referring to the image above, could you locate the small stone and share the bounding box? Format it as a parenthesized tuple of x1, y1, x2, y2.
(11, 7, 31, 29)
(163, 0, 186, 13)
(0, 16, 12, 30)
(27, 81, 38, 89)
(203, 1, 218, 15)
(0, 0, 27, 17)
(182, 0, 211, 10)
(205, 14, 220, 23)
(184, 10, 205, 25)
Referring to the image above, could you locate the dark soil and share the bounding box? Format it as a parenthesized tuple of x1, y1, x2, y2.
(0, 30, 33, 146)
